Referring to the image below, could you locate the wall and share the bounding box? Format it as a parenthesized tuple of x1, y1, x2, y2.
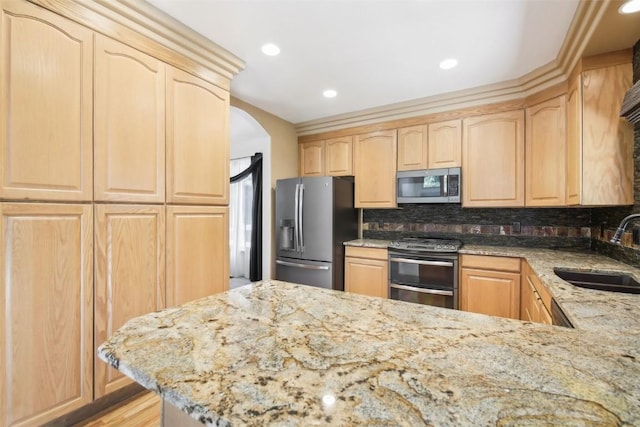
(230, 97, 298, 278)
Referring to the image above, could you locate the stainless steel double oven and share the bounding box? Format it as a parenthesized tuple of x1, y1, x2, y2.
(388, 238, 461, 309)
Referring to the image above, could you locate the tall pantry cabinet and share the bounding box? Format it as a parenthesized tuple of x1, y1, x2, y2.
(0, 1, 242, 425)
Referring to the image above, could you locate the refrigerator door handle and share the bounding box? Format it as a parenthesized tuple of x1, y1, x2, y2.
(276, 260, 330, 270)
(299, 183, 304, 252)
(294, 183, 300, 252)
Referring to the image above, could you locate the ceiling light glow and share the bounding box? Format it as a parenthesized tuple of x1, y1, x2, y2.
(619, 0, 640, 13)
(261, 43, 280, 56)
(439, 58, 458, 70)
(323, 89, 337, 98)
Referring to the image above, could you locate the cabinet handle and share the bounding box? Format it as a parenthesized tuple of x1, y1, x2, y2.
(390, 283, 453, 296)
(389, 258, 453, 267)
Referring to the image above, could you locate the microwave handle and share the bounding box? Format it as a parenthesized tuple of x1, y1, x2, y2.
(443, 174, 448, 197)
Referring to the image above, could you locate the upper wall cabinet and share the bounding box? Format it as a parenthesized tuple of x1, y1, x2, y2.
(525, 95, 567, 207)
(462, 110, 525, 207)
(325, 136, 353, 176)
(428, 119, 462, 168)
(166, 66, 230, 205)
(299, 137, 353, 177)
(354, 130, 397, 208)
(299, 140, 325, 176)
(567, 53, 633, 206)
(94, 35, 166, 203)
(0, 1, 93, 202)
(397, 125, 428, 171)
(397, 121, 462, 171)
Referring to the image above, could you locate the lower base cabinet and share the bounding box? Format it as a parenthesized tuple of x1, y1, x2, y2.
(166, 205, 229, 306)
(459, 254, 521, 319)
(1, 203, 94, 427)
(520, 261, 552, 324)
(94, 205, 166, 398)
(345, 246, 388, 298)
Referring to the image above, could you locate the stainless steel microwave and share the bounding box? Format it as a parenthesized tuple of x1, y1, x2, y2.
(396, 167, 461, 204)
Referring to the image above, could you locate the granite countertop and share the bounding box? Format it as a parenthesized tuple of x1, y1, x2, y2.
(345, 239, 640, 333)
(99, 280, 640, 426)
(344, 238, 391, 249)
(459, 245, 640, 333)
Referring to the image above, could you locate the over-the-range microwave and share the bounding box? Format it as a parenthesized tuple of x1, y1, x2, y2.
(396, 167, 461, 204)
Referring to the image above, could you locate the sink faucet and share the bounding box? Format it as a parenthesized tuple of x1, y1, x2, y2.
(610, 213, 640, 244)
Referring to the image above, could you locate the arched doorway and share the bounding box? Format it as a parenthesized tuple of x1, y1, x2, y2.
(229, 107, 271, 284)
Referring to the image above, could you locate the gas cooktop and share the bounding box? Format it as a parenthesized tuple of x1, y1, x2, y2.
(388, 237, 463, 253)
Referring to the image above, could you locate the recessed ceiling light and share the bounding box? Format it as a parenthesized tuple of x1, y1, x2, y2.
(323, 89, 337, 98)
(619, 0, 640, 14)
(261, 43, 280, 56)
(439, 58, 458, 70)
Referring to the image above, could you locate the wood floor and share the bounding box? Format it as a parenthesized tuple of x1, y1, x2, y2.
(73, 392, 161, 427)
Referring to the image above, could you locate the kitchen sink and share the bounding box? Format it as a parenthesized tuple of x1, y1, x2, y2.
(553, 268, 640, 294)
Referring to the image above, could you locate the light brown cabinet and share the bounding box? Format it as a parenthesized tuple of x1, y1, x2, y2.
(94, 35, 166, 203)
(0, 1, 93, 202)
(345, 246, 389, 298)
(397, 125, 428, 171)
(566, 54, 634, 206)
(299, 141, 325, 176)
(94, 205, 165, 398)
(520, 261, 552, 325)
(1, 203, 94, 426)
(166, 66, 230, 205)
(299, 137, 353, 177)
(525, 96, 567, 207)
(1, 0, 236, 423)
(397, 121, 461, 171)
(462, 110, 525, 207)
(325, 136, 354, 176)
(166, 206, 229, 307)
(428, 119, 462, 168)
(459, 254, 521, 320)
(354, 130, 397, 208)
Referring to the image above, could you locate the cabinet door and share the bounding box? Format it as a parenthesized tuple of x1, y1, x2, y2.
(325, 137, 353, 176)
(525, 96, 566, 207)
(94, 205, 165, 398)
(166, 67, 230, 205)
(460, 268, 521, 320)
(166, 206, 229, 307)
(397, 125, 427, 171)
(0, 2, 93, 202)
(581, 63, 633, 206)
(299, 141, 325, 176)
(94, 35, 165, 203)
(354, 130, 397, 208)
(1, 203, 93, 426)
(566, 69, 582, 206)
(345, 257, 388, 298)
(462, 110, 525, 207)
(428, 120, 461, 168)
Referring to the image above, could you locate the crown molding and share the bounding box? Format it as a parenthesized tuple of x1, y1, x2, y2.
(27, 0, 245, 88)
(295, 0, 610, 137)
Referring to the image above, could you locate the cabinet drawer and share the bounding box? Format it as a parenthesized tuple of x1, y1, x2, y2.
(460, 254, 520, 272)
(345, 246, 388, 260)
(523, 261, 552, 310)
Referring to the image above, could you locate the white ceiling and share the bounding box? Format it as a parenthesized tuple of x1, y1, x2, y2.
(147, 0, 581, 124)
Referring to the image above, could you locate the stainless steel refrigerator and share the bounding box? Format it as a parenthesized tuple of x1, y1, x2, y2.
(275, 176, 358, 290)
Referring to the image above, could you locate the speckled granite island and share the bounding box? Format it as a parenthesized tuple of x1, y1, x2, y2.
(99, 279, 640, 426)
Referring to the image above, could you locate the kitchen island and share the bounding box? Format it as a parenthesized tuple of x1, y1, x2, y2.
(98, 280, 640, 426)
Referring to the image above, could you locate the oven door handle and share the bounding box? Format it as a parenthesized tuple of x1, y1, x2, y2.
(389, 258, 454, 267)
(390, 283, 454, 296)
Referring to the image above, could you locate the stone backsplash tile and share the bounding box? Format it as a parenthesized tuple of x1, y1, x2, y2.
(363, 222, 591, 238)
